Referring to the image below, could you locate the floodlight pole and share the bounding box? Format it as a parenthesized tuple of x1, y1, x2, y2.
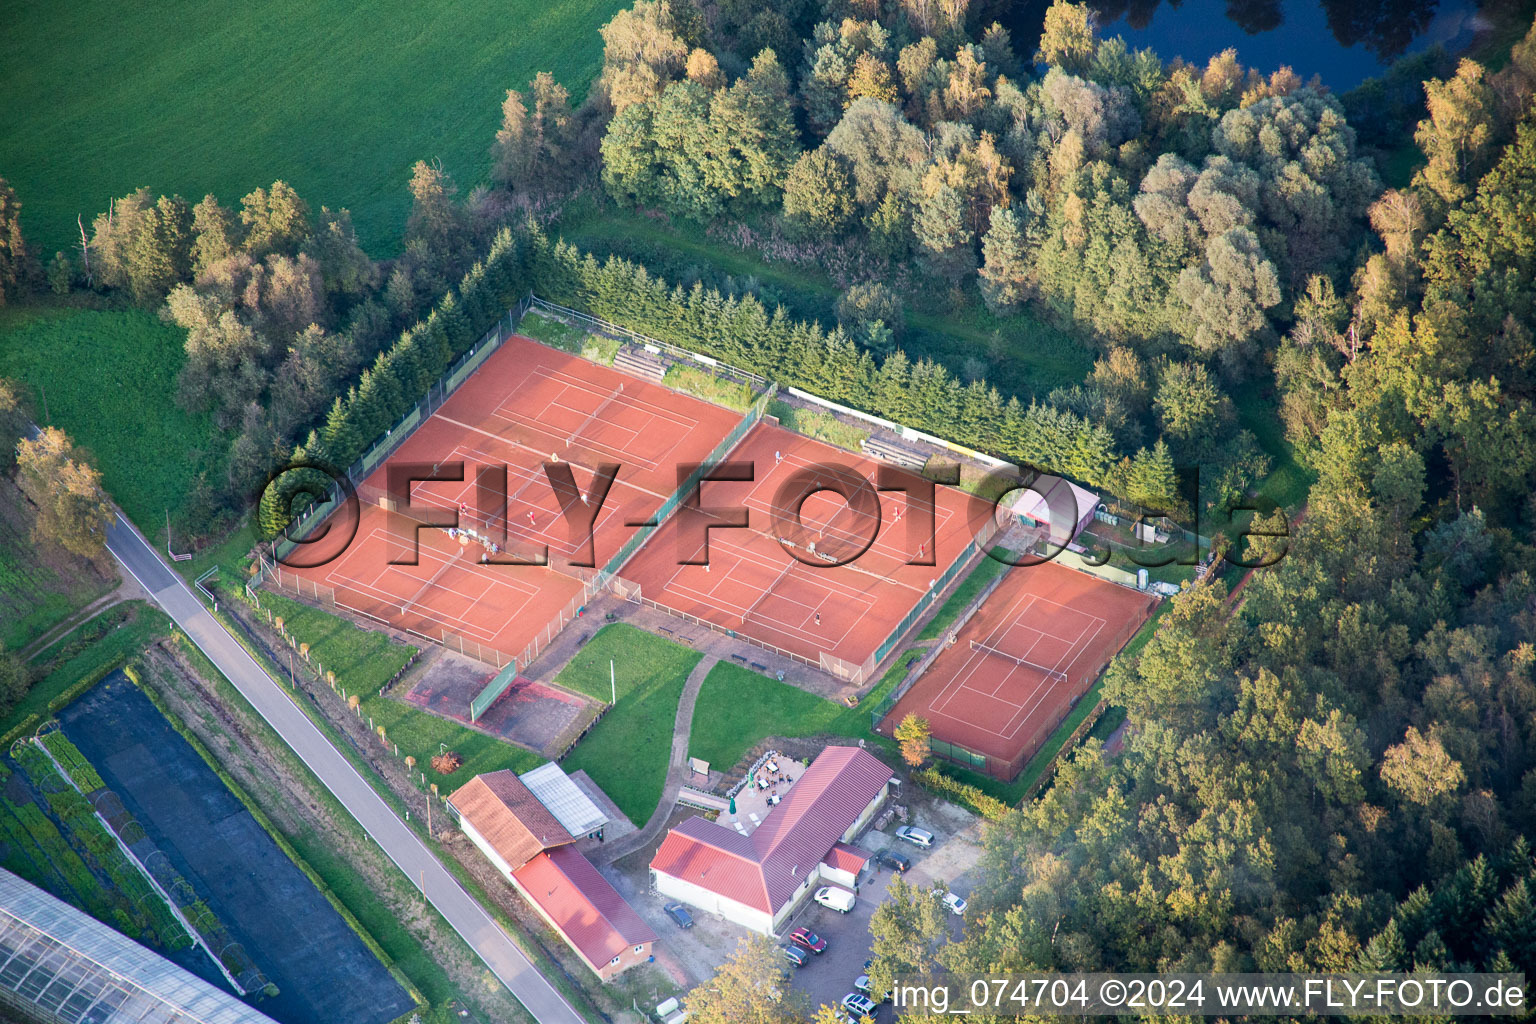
(610, 660, 616, 706)
(426, 792, 433, 838)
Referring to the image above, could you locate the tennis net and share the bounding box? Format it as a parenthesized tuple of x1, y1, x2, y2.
(969, 639, 1069, 682)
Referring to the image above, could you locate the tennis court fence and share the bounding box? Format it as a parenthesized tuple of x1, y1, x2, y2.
(932, 606, 1144, 782)
(868, 558, 1012, 731)
(596, 384, 776, 582)
(613, 583, 820, 671)
(264, 297, 533, 571)
(866, 504, 1004, 669)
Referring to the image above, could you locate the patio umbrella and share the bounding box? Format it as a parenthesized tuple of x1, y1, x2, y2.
(728, 796, 736, 815)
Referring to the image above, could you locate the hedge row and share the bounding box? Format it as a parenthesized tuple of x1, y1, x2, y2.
(528, 229, 1126, 490)
(912, 765, 1010, 820)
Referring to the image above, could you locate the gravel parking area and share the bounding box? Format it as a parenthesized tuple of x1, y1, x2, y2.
(785, 805, 984, 1020)
(601, 778, 986, 1019)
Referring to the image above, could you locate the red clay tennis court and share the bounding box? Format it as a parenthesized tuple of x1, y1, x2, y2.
(615, 421, 997, 677)
(280, 336, 742, 665)
(882, 560, 1156, 779)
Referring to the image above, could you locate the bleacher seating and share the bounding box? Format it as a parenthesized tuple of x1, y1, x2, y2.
(613, 345, 666, 383)
(860, 435, 928, 471)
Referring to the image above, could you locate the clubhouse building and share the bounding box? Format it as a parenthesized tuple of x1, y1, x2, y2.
(450, 767, 655, 982)
(649, 745, 893, 934)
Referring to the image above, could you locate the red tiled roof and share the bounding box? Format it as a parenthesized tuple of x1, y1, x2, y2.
(649, 747, 891, 915)
(824, 843, 871, 874)
(651, 817, 770, 912)
(514, 846, 655, 970)
(449, 771, 574, 871)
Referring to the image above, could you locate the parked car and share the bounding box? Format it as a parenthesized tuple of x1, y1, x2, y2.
(894, 825, 934, 847)
(939, 891, 968, 915)
(781, 944, 808, 968)
(814, 885, 856, 913)
(843, 993, 877, 1017)
(854, 974, 874, 996)
(789, 927, 828, 953)
(876, 849, 910, 872)
(663, 902, 693, 928)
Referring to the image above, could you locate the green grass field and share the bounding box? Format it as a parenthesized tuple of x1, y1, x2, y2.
(0, 0, 624, 258)
(0, 304, 227, 534)
(555, 624, 700, 825)
(689, 649, 923, 771)
(240, 587, 540, 782)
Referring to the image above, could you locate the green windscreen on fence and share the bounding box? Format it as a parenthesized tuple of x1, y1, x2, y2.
(595, 385, 775, 581)
(470, 660, 519, 722)
(870, 534, 979, 667)
(930, 737, 988, 769)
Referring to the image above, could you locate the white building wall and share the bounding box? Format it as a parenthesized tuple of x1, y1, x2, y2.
(819, 864, 859, 890)
(651, 870, 775, 935)
(651, 780, 891, 936)
(460, 819, 516, 881)
(840, 785, 889, 843)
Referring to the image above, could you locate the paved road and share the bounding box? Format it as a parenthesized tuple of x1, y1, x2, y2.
(106, 512, 586, 1024)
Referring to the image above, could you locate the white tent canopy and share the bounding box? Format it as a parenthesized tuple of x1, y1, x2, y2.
(1008, 474, 1099, 547)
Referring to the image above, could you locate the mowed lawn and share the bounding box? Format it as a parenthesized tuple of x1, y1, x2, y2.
(556, 625, 700, 827)
(0, 0, 624, 257)
(246, 588, 540, 782)
(0, 305, 226, 534)
(688, 650, 924, 772)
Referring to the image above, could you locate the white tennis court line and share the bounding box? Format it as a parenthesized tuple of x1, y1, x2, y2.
(321, 521, 551, 643)
(924, 594, 1108, 741)
(429, 413, 673, 504)
(388, 445, 638, 560)
(484, 365, 707, 471)
(739, 474, 965, 577)
(654, 534, 874, 649)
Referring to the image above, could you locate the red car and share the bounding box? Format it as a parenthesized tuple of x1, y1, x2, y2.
(789, 927, 828, 954)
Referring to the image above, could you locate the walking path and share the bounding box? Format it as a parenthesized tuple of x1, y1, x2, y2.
(104, 512, 586, 1024)
(593, 654, 716, 866)
(20, 573, 147, 660)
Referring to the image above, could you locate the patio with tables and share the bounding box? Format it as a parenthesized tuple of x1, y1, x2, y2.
(715, 750, 804, 837)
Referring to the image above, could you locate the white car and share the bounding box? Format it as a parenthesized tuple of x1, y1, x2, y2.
(894, 825, 933, 847)
(814, 885, 856, 913)
(938, 891, 967, 915)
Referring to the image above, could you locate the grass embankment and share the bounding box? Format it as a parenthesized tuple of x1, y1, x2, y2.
(663, 364, 753, 410)
(0, 0, 623, 257)
(766, 399, 871, 452)
(1, 602, 171, 747)
(240, 587, 540, 782)
(519, 310, 621, 364)
(555, 624, 701, 825)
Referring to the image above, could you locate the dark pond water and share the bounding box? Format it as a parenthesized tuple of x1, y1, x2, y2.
(999, 0, 1495, 89)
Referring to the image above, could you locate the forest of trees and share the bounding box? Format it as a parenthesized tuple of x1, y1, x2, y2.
(1, 0, 1535, 1012)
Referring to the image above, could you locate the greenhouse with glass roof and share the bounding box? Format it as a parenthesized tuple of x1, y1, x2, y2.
(0, 869, 279, 1024)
